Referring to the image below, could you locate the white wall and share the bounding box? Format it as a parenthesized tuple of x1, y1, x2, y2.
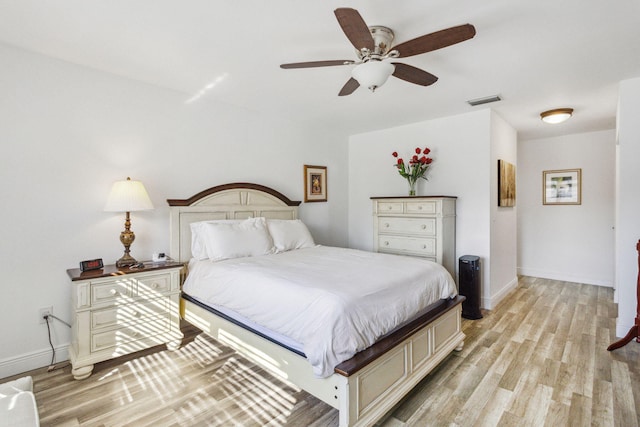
(517, 129, 615, 286)
(615, 77, 640, 337)
(489, 112, 519, 306)
(348, 109, 518, 309)
(0, 43, 350, 378)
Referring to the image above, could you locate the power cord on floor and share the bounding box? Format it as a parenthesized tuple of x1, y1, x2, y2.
(43, 314, 71, 372)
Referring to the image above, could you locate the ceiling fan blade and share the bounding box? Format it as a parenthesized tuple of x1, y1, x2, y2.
(280, 60, 354, 69)
(334, 8, 375, 51)
(391, 24, 476, 58)
(391, 63, 438, 86)
(338, 78, 360, 96)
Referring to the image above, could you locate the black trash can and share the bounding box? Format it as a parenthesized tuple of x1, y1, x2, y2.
(459, 255, 482, 319)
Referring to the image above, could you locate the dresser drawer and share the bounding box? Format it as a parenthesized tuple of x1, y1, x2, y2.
(136, 273, 174, 297)
(406, 201, 438, 214)
(91, 315, 171, 353)
(91, 280, 132, 305)
(378, 236, 436, 256)
(377, 217, 436, 236)
(377, 202, 404, 213)
(372, 197, 455, 279)
(91, 298, 170, 330)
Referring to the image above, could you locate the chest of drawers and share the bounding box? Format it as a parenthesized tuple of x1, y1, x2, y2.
(67, 262, 184, 380)
(372, 196, 456, 276)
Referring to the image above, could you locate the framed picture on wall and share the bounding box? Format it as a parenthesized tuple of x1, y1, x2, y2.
(304, 165, 327, 202)
(543, 168, 582, 205)
(498, 160, 516, 207)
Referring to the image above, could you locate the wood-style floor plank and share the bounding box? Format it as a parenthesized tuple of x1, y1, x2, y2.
(3, 276, 640, 426)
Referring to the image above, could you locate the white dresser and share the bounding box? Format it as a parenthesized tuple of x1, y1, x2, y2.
(67, 262, 184, 380)
(372, 196, 456, 276)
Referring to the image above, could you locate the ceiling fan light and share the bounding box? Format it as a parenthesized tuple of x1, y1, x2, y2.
(351, 61, 395, 92)
(540, 108, 573, 124)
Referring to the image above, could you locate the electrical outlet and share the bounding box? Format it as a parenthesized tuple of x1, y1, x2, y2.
(39, 306, 53, 324)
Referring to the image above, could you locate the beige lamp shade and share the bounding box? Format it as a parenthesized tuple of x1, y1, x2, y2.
(104, 177, 154, 212)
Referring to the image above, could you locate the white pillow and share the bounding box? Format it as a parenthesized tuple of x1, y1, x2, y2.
(190, 219, 242, 260)
(267, 219, 316, 253)
(203, 217, 275, 261)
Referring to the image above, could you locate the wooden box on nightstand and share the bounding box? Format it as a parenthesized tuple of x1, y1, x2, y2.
(66, 261, 184, 380)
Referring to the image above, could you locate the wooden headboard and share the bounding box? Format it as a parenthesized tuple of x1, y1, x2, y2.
(167, 183, 301, 263)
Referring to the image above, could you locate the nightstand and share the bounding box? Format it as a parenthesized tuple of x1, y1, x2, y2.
(67, 261, 184, 380)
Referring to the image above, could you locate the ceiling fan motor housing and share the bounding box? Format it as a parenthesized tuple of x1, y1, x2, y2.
(357, 26, 395, 59)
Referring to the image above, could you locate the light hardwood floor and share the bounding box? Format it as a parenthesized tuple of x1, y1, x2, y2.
(7, 276, 640, 426)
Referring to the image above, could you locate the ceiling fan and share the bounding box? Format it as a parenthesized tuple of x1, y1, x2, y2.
(280, 8, 476, 96)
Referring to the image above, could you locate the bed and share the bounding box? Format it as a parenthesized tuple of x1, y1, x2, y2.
(168, 183, 465, 427)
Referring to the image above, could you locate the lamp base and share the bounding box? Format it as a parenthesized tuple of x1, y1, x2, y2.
(116, 216, 138, 268)
(116, 253, 138, 268)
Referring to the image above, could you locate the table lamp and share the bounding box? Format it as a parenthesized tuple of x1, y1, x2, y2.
(104, 177, 154, 267)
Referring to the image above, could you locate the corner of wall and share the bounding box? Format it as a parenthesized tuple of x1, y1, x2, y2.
(482, 276, 518, 310)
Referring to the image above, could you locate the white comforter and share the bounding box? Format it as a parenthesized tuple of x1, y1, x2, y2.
(183, 246, 457, 378)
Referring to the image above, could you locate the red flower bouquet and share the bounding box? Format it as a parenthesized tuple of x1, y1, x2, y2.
(392, 147, 433, 195)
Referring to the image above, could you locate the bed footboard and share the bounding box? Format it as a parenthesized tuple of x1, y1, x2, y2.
(181, 296, 464, 427)
(338, 297, 464, 427)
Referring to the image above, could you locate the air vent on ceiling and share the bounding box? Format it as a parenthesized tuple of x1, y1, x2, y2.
(467, 95, 502, 106)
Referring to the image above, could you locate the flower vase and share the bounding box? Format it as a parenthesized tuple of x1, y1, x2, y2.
(408, 179, 417, 196)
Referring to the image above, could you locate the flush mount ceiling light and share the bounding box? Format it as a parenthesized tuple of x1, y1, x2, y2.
(540, 108, 574, 124)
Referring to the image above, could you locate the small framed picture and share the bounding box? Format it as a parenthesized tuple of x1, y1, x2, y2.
(543, 168, 582, 205)
(304, 165, 327, 202)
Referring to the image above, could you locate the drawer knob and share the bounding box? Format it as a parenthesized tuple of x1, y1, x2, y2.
(422, 244, 427, 249)
(421, 224, 426, 229)
(109, 289, 118, 296)
(418, 206, 423, 210)
(384, 241, 389, 246)
(384, 223, 389, 228)
(150, 282, 159, 289)
(387, 206, 392, 210)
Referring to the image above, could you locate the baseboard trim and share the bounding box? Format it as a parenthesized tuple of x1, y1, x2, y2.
(0, 344, 69, 380)
(517, 268, 613, 288)
(482, 276, 518, 310)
